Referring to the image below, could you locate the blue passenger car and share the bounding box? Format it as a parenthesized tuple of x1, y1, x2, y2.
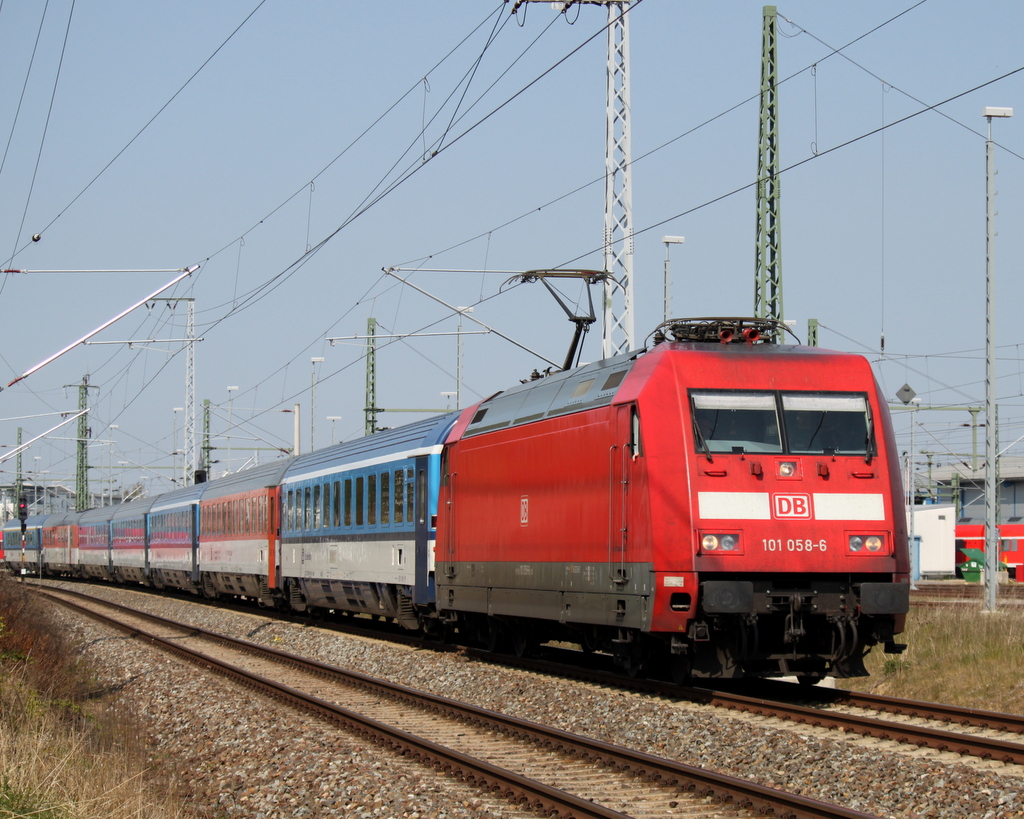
(2, 514, 47, 574)
(149, 483, 206, 593)
(110, 497, 157, 584)
(78, 505, 116, 581)
(279, 412, 458, 629)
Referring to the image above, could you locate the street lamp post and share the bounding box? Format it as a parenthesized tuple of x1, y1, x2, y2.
(173, 407, 184, 485)
(108, 425, 117, 505)
(310, 357, 324, 452)
(326, 416, 341, 446)
(456, 308, 472, 410)
(983, 105, 1012, 613)
(661, 236, 685, 323)
(226, 386, 238, 475)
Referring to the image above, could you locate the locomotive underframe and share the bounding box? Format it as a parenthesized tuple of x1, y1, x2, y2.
(691, 573, 909, 678)
(439, 563, 909, 680)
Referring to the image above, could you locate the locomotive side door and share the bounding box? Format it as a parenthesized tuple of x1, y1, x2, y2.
(608, 403, 639, 586)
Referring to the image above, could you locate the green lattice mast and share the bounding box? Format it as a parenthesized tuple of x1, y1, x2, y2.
(755, 5, 783, 338)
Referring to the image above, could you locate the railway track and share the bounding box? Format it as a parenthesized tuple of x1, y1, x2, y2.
(755, 679, 1024, 736)
(36, 578, 1024, 770)
(911, 582, 1024, 600)
(35, 584, 883, 819)
(478, 649, 1024, 769)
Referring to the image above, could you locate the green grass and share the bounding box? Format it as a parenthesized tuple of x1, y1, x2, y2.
(0, 778, 68, 819)
(0, 578, 190, 819)
(847, 602, 1024, 713)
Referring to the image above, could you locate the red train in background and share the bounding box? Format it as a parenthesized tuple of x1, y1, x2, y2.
(437, 317, 909, 682)
(955, 523, 1023, 579)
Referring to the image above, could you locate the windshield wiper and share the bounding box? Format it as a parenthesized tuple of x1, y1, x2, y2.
(693, 417, 713, 463)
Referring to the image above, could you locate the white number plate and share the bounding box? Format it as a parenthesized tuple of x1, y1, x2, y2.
(762, 538, 827, 552)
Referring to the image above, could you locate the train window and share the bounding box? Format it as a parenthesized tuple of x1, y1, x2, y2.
(355, 477, 365, 526)
(407, 469, 415, 523)
(381, 471, 390, 525)
(417, 469, 426, 526)
(303, 487, 311, 531)
(601, 369, 627, 392)
(691, 392, 781, 454)
(286, 490, 294, 531)
(344, 479, 353, 527)
(313, 485, 321, 529)
(332, 481, 340, 527)
(322, 483, 330, 528)
(571, 378, 595, 398)
(781, 394, 870, 455)
(368, 474, 377, 526)
(394, 470, 405, 524)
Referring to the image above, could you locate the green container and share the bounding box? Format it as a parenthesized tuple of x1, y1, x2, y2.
(960, 560, 983, 583)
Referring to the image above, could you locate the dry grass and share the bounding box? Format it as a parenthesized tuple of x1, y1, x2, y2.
(0, 578, 192, 819)
(848, 602, 1024, 714)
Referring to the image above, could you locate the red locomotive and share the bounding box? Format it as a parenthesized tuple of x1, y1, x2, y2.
(436, 318, 909, 682)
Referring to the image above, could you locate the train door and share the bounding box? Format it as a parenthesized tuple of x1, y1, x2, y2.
(190, 503, 201, 585)
(413, 457, 431, 605)
(609, 403, 639, 586)
(439, 449, 457, 583)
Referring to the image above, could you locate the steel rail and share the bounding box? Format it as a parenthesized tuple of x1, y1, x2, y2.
(462, 649, 1024, 765)
(38, 586, 882, 819)
(767, 682, 1024, 736)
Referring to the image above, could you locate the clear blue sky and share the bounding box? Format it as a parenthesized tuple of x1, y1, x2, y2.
(1, 0, 1022, 500)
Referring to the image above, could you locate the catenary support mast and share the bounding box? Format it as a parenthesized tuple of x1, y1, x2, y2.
(74, 377, 98, 512)
(601, 1, 634, 357)
(513, 1, 634, 358)
(365, 317, 379, 436)
(754, 5, 783, 336)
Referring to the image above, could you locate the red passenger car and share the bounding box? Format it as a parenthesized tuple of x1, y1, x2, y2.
(197, 460, 289, 604)
(437, 319, 909, 681)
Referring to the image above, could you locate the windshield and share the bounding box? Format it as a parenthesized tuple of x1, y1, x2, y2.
(691, 390, 871, 456)
(781, 393, 869, 455)
(692, 392, 782, 453)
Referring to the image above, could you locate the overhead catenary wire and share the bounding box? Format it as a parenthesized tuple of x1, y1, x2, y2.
(10, 3, 1024, 489)
(2, 0, 76, 297)
(2, 0, 270, 271)
(187, 1, 635, 345)
(0, 1, 51, 193)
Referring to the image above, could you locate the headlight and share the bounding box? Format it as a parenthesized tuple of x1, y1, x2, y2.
(778, 461, 797, 478)
(702, 533, 740, 553)
(849, 534, 885, 554)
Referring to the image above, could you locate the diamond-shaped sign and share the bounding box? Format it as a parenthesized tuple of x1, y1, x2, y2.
(896, 384, 916, 405)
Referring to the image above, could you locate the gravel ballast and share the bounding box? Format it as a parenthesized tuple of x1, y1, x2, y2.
(53, 584, 1024, 819)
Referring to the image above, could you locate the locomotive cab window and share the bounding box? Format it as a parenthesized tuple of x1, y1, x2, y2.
(781, 393, 870, 455)
(691, 392, 781, 453)
(691, 390, 873, 456)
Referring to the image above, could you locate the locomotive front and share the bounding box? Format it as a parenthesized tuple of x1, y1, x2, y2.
(644, 320, 910, 681)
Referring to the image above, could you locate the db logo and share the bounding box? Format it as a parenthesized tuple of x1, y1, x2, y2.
(773, 494, 812, 519)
